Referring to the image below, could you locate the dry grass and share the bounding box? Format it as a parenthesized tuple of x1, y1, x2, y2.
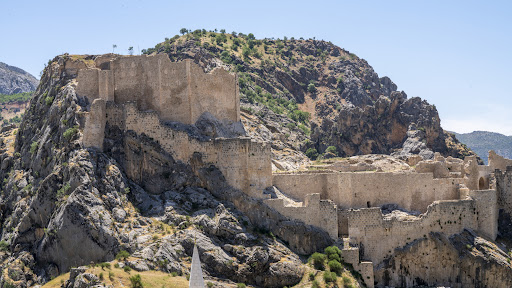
(42, 263, 188, 288)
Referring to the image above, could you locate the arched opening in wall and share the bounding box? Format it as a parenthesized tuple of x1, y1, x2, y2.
(367, 201, 371, 208)
(479, 177, 486, 190)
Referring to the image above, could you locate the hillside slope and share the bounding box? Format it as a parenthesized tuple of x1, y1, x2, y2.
(142, 30, 477, 168)
(0, 55, 339, 288)
(0, 62, 39, 95)
(454, 131, 512, 164)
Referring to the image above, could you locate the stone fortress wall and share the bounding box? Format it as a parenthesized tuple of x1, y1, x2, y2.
(77, 54, 239, 125)
(74, 54, 512, 288)
(272, 171, 464, 212)
(78, 54, 269, 198)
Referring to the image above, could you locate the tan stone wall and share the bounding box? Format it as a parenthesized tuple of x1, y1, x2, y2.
(272, 172, 463, 212)
(264, 193, 338, 239)
(76, 54, 239, 125)
(495, 167, 512, 217)
(489, 150, 512, 172)
(468, 189, 498, 240)
(346, 193, 497, 265)
(105, 102, 271, 198)
(82, 99, 106, 150)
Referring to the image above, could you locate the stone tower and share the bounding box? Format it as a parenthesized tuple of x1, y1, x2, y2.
(189, 245, 205, 288)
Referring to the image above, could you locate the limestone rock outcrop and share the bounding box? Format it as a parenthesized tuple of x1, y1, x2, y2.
(375, 230, 512, 288)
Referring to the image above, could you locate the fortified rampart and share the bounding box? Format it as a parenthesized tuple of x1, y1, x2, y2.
(73, 53, 512, 288)
(77, 54, 239, 125)
(105, 102, 271, 198)
(272, 171, 463, 212)
(78, 54, 270, 198)
(347, 189, 497, 264)
(263, 193, 338, 238)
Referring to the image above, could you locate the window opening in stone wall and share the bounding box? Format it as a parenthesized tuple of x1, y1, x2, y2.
(367, 201, 371, 208)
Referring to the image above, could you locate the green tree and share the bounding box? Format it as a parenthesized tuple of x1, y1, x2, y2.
(247, 33, 255, 40)
(180, 28, 188, 35)
(129, 274, 143, 288)
(128, 46, 134, 56)
(325, 146, 338, 156)
(112, 44, 117, 53)
(306, 148, 318, 160)
(307, 82, 316, 93)
(220, 29, 226, 34)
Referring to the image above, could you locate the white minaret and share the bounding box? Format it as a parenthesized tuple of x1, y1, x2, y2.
(189, 244, 205, 288)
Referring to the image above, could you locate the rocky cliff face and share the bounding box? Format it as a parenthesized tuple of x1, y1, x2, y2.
(142, 31, 477, 168)
(0, 55, 333, 288)
(0, 62, 39, 95)
(375, 230, 512, 288)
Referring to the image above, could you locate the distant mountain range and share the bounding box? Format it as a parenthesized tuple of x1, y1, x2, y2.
(0, 62, 39, 95)
(453, 131, 512, 164)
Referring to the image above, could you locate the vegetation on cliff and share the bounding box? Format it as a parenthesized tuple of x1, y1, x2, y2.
(142, 29, 477, 166)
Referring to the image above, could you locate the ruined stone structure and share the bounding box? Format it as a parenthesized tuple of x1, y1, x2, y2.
(76, 54, 512, 288)
(79, 54, 270, 198)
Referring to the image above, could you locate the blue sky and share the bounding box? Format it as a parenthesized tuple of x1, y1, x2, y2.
(1, 0, 510, 135)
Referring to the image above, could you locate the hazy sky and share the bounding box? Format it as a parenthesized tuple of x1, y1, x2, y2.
(1, 0, 510, 135)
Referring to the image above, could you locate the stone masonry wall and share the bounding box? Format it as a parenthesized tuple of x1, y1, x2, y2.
(264, 193, 338, 239)
(76, 54, 239, 125)
(82, 99, 106, 150)
(347, 190, 497, 265)
(272, 172, 463, 212)
(105, 102, 271, 198)
(495, 167, 512, 217)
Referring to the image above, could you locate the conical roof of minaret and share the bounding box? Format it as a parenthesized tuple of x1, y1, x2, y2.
(189, 244, 205, 288)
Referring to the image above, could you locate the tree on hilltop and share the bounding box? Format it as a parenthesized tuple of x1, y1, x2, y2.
(180, 28, 188, 35)
(128, 47, 134, 55)
(112, 44, 117, 53)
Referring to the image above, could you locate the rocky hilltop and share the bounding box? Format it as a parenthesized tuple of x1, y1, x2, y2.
(0, 62, 39, 95)
(0, 55, 358, 288)
(142, 30, 477, 169)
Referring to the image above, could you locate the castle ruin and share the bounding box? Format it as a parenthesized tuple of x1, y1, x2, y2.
(76, 54, 512, 288)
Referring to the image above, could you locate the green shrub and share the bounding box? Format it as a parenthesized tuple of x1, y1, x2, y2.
(305, 148, 318, 160)
(30, 141, 38, 154)
(323, 271, 337, 283)
(124, 265, 132, 273)
(311, 280, 320, 288)
(307, 82, 316, 93)
(129, 274, 143, 288)
(342, 276, 351, 284)
(286, 122, 296, 130)
(237, 284, 246, 288)
(298, 124, 310, 135)
(45, 96, 54, 106)
(116, 250, 130, 260)
(0, 240, 9, 252)
(325, 146, 338, 156)
(324, 246, 342, 262)
(308, 271, 315, 281)
(56, 183, 71, 198)
(328, 260, 342, 275)
(99, 272, 104, 280)
(310, 252, 326, 270)
(207, 282, 214, 288)
(170, 272, 178, 277)
(63, 126, 78, 140)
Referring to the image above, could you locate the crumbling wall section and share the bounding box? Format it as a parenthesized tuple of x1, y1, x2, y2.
(496, 167, 512, 218)
(82, 99, 106, 150)
(347, 199, 479, 264)
(264, 193, 338, 239)
(273, 172, 462, 212)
